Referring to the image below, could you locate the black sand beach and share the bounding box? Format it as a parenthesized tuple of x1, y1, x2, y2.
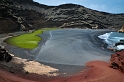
(1, 29, 124, 82)
(1, 29, 114, 75)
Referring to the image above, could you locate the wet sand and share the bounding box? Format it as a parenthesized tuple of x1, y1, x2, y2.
(35, 29, 114, 75)
(36, 29, 114, 66)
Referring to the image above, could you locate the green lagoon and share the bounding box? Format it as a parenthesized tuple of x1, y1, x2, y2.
(4, 28, 57, 49)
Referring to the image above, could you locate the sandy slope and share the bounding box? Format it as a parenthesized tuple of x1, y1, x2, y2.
(85, 61, 124, 82)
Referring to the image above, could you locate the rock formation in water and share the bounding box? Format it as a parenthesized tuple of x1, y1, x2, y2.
(115, 40, 124, 46)
(0, 46, 12, 62)
(118, 25, 124, 33)
(110, 50, 124, 73)
(0, 0, 124, 33)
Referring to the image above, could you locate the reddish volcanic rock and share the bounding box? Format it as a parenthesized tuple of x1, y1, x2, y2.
(110, 50, 124, 72)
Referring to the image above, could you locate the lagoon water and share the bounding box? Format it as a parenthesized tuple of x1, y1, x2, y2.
(35, 29, 113, 66)
(98, 32, 124, 50)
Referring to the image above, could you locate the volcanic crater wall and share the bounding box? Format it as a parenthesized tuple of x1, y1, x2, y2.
(0, 0, 124, 33)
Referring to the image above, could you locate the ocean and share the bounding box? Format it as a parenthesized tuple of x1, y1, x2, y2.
(98, 32, 124, 50)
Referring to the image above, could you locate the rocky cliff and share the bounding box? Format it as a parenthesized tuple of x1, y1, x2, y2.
(110, 50, 124, 73)
(0, 0, 124, 33)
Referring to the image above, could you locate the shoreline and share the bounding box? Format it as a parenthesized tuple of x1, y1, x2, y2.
(2, 29, 114, 60)
(1, 29, 123, 82)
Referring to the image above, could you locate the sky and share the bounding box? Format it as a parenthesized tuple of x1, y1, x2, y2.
(33, 0, 124, 14)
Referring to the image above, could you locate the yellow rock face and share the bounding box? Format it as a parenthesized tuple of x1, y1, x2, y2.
(118, 25, 124, 33)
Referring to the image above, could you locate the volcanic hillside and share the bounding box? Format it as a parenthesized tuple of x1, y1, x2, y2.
(0, 0, 124, 33)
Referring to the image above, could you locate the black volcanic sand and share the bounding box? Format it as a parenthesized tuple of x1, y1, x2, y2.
(2, 29, 114, 76)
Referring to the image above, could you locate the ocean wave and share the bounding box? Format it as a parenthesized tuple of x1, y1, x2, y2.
(98, 32, 124, 50)
(98, 32, 112, 44)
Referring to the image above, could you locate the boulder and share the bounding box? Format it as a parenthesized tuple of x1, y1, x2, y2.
(0, 46, 12, 62)
(115, 40, 124, 46)
(110, 50, 124, 73)
(118, 25, 124, 33)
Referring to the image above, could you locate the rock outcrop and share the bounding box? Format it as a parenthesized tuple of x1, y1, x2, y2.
(110, 50, 124, 73)
(115, 40, 124, 46)
(0, 46, 12, 62)
(118, 25, 124, 33)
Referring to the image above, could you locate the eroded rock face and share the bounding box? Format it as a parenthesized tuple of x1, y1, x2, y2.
(110, 50, 124, 73)
(0, 0, 124, 33)
(0, 46, 12, 62)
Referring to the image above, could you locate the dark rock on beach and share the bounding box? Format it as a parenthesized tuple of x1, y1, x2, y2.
(110, 50, 124, 73)
(115, 40, 124, 46)
(0, 46, 12, 62)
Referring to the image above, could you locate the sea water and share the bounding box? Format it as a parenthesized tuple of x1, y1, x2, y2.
(98, 32, 124, 50)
